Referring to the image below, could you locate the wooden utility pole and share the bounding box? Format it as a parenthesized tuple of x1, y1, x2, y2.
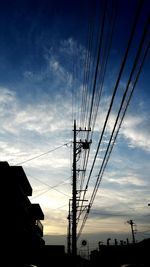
(127, 219, 136, 244)
(72, 120, 77, 258)
(67, 199, 71, 254)
(70, 120, 91, 260)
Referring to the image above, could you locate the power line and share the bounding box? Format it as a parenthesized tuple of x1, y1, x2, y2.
(78, 36, 149, 238)
(77, 0, 146, 238)
(77, 0, 118, 211)
(77, 0, 108, 212)
(28, 174, 71, 198)
(90, 26, 150, 207)
(30, 181, 70, 198)
(14, 142, 71, 165)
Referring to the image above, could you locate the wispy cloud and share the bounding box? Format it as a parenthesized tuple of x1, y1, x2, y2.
(105, 173, 147, 187)
(0, 86, 72, 135)
(121, 115, 150, 152)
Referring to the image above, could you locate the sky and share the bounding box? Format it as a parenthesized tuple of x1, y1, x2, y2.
(0, 0, 150, 253)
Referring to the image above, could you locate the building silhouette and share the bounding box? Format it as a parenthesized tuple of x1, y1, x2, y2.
(1, 161, 45, 266)
(90, 238, 150, 267)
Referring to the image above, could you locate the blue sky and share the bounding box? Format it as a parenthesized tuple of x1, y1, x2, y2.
(0, 0, 150, 252)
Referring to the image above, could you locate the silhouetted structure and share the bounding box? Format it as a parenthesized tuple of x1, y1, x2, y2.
(1, 161, 45, 266)
(127, 219, 136, 244)
(41, 245, 65, 267)
(90, 238, 150, 267)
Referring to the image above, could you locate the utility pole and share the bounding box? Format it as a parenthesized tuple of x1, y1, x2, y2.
(72, 119, 77, 258)
(127, 219, 136, 244)
(71, 120, 91, 259)
(67, 199, 71, 254)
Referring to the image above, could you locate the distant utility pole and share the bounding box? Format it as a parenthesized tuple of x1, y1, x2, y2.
(71, 120, 91, 259)
(127, 219, 136, 244)
(67, 199, 72, 254)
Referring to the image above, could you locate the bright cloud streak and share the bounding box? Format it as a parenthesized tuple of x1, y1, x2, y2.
(121, 115, 150, 152)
